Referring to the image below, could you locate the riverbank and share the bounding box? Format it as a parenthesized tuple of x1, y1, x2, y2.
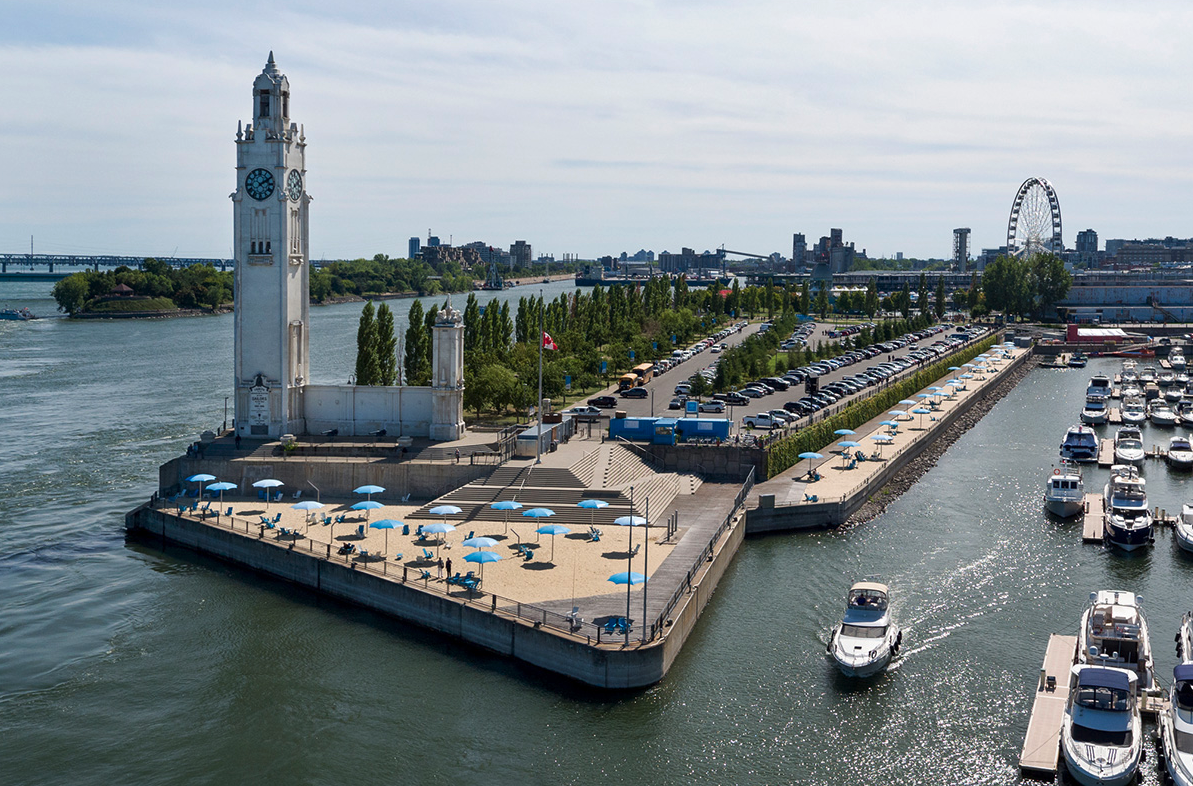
(845, 355, 1040, 526)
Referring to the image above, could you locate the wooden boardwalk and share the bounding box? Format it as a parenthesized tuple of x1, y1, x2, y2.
(1082, 493, 1104, 542)
(1108, 408, 1122, 424)
(1019, 634, 1078, 778)
(1097, 439, 1114, 467)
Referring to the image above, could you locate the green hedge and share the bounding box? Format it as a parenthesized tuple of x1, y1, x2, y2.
(765, 335, 1000, 478)
(85, 297, 179, 313)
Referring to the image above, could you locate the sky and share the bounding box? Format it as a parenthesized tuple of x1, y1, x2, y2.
(2, 1, 1192, 262)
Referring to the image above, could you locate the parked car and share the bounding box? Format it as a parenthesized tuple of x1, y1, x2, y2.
(589, 395, 617, 408)
(619, 387, 649, 399)
(742, 413, 779, 429)
(564, 406, 602, 422)
(722, 392, 749, 406)
(668, 396, 687, 410)
(698, 400, 726, 413)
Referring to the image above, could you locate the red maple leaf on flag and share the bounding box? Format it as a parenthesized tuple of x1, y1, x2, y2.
(542, 331, 558, 350)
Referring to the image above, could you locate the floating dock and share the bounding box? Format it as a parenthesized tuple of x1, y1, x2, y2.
(1096, 439, 1114, 468)
(1108, 408, 1122, 424)
(1082, 494, 1104, 542)
(1019, 634, 1078, 778)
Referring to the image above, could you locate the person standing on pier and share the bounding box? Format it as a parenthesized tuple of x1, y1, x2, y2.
(445, 557, 452, 579)
(437, 557, 444, 578)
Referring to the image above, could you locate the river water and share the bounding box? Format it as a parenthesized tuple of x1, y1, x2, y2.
(1, 281, 1187, 785)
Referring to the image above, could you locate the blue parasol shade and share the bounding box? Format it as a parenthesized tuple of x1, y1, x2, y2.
(370, 519, 402, 552)
(880, 421, 898, 427)
(833, 429, 856, 436)
(187, 473, 216, 482)
(871, 434, 894, 442)
(535, 524, 571, 560)
(293, 500, 324, 510)
(421, 522, 456, 535)
(522, 507, 556, 519)
(837, 441, 861, 448)
(613, 515, 647, 527)
(464, 549, 503, 582)
(429, 505, 463, 516)
(354, 485, 385, 495)
(912, 407, 931, 414)
(462, 536, 499, 549)
(898, 399, 917, 406)
(608, 571, 648, 586)
(916, 393, 932, 398)
(889, 410, 909, 420)
(798, 452, 824, 460)
(948, 366, 961, 371)
(490, 500, 523, 534)
(208, 481, 237, 492)
(351, 500, 383, 510)
(577, 498, 609, 528)
(250, 478, 283, 508)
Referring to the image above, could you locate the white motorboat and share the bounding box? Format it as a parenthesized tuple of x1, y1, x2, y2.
(1168, 386, 1186, 403)
(1162, 370, 1178, 387)
(1103, 466, 1154, 551)
(1061, 424, 1099, 463)
(1086, 375, 1113, 402)
(827, 580, 901, 678)
(1121, 397, 1147, 424)
(1150, 399, 1179, 427)
(1045, 465, 1085, 518)
(1081, 396, 1109, 426)
(1173, 350, 1188, 372)
(1159, 663, 1193, 786)
(1141, 365, 1159, 385)
(1113, 426, 1145, 464)
(1177, 505, 1193, 554)
(1061, 665, 1142, 786)
(1122, 383, 1143, 400)
(1178, 610, 1193, 661)
(1179, 400, 1193, 428)
(1171, 436, 1193, 471)
(1122, 359, 1138, 382)
(1077, 590, 1153, 688)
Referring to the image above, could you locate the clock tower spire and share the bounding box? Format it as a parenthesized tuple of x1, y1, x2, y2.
(232, 53, 310, 438)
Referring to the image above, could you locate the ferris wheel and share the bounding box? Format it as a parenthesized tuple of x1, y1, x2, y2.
(1006, 177, 1063, 257)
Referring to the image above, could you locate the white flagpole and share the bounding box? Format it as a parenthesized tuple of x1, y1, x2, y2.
(537, 289, 544, 465)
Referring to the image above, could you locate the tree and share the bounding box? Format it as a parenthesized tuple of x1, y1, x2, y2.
(865, 277, 879, 318)
(898, 282, 912, 319)
(799, 282, 811, 314)
(463, 293, 480, 350)
(376, 302, 397, 385)
(52, 274, 92, 314)
(934, 276, 946, 319)
(404, 300, 430, 385)
(354, 300, 379, 385)
(814, 287, 830, 318)
(917, 273, 929, 316)
(1031, 252, 1072, 319)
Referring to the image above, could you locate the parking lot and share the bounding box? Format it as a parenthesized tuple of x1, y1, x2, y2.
(570, 319, 991, 436)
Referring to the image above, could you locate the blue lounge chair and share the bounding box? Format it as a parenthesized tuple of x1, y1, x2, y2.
(225, 506, 233, 516)
(420, 570, 431, 581)
(259, 515, 271, 524)
(804, 494, 819, 503)
(402, 524, 410, 535)
(273, 513, 282, 523)
(466, 530, 474, 540)
(356, 525, 365, 537)
(422, 548, 434, 561)
(394, 552, 403, 561)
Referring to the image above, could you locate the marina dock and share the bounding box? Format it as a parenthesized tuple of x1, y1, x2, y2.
(1107, 408, 1122, 423)
(1019, 634, 1077, 778)
(1082, 493, 1104, 542)
(1097, 439, 1114, 467)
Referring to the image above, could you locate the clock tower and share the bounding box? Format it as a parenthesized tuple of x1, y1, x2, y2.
(232, 52, 310, 438)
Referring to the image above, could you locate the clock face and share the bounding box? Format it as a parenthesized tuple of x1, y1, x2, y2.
(245, 168, 275, 201)
(286, 170, 303, 202)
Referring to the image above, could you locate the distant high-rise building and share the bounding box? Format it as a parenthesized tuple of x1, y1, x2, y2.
(510, 240, 532, 268)
(830, 228, 843, 248)
(792, 233, 807, 271)
(408, 237, 421, 259)
(953, 228, 971, 272)
(896, 252, 904, 261)
(427, 235, 441, 248)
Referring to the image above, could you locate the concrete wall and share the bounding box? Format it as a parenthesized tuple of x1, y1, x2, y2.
(126, 505, 671, 689)
(304, 384, 434, 437)
(636, 444, 766, 482)
(161, 454, 491, 501)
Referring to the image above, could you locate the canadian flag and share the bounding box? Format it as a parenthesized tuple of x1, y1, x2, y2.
(542, 331, 558, 350)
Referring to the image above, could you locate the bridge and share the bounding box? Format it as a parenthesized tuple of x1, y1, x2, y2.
(0, 253, 355, 279)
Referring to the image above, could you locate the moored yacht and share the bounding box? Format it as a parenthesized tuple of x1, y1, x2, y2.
(1069, 352, 1088, 368)
(1122, 359, 1138, 382)
(827, 580, 901, 678)
(1173, 350, 1188, 372)
(1150, 399, 1178, 426)
(1103, 465, 1154, 551)
(1045, 465, 1085, 518)
(1081, 396, 1109, 426)
(1160, 663, 1193, 786)
(1168, 385, 1186, 403)
(1061, 665, 1142, 786)
(1180, 400, 1193, 428)
(1077, 590, 1153, 688)
(1177, 506, 1193, 554)
(1162, 370, 1178, 387)
(1086, 375, 1112, 401)
(1061, 424, 1099, 463)
(1170, 435, 1193, 470)
(1113, 426, 1145, 464)
(1121, 397, 1147, 424)
(1141, 365, 1159, 385)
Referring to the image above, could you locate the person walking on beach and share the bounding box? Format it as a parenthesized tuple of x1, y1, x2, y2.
(437, 557, 444, 579)
(454, 448, 460, 464)
(235, 434, 241, 450)
(445, 557, 452, 578)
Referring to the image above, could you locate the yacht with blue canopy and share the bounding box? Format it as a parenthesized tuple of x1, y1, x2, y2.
(1061, 665, 1141, 786)
(1160, 662, 1193, 786)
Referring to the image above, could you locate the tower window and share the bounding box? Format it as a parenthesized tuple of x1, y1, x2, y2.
(282, 92, 289, 118)
(259, 92, 270, 117)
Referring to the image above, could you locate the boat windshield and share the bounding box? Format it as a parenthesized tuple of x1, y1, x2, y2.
(840, 624, 886, 639)
(1176, 681, 1193, 712)
(1071, 723, 1131, 746)
(847, 590, 887, 610)
(1075, 685, 1131, 712)
(1177, 729, 1193, 755)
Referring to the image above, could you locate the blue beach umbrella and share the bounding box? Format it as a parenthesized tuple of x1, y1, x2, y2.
(613, 515, 647, 527)
(912, 407, 931, 428)
(608, 571, 648, 586)
(187, 473, 216, 501)
(880, 420, 898, 427)
(370, 519, 401, 553)
(293, 500, 324, 510)
(353, 484, 385, 501)
(838, 441, 861, 448)
(833, 429, 856, 436)
(871, 434, 893, 442)
(898, 399, 917, 406)
(577, 498, 609, 529)
(522, 509, 556, 540)
(464, 549, 503, 582)
(429, 504, 462, 530)
(251, 477, 284, 508)
(462, 536, 499, 549)
(351, 500, 383, 510)
(206, 481, 237, 510)
(421, 521, 456, 557)
(535, 524, 571, 560)
(490, 499, 523, 533)
(889, 410, 909, 420)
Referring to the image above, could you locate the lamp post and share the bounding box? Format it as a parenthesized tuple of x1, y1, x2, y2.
(626, 486, 633, 646)
(223, 396, 229, 433)
(643, 496, 649, 643)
